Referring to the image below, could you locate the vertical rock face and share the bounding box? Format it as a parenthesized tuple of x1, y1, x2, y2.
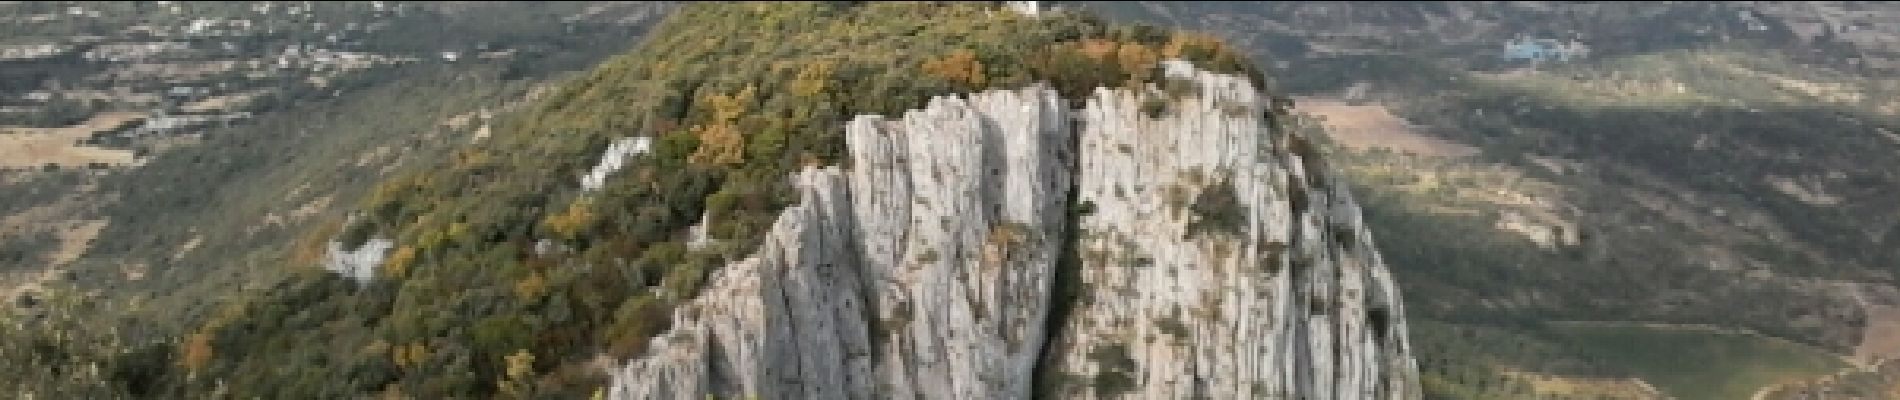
(609, 62, 1418, 399)
(1047, 62, 1417, 399)
(609, 170, 876, 400)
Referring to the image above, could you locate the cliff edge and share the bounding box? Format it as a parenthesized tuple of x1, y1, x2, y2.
(609, 61, 1418, 399)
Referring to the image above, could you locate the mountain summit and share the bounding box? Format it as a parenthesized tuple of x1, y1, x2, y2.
(609, 60, 1419, 399)
(170, 3, 1418, 398)
(599, 4, 1418, 399)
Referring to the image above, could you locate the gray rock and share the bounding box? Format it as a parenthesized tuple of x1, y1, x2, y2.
(1050, 62, 1417, 400)
(322, 238, 390, 283)
(581, 136, 653, 191)
(610, 62, 1418, 399)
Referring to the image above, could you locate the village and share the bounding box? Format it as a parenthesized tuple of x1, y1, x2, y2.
(0, 1, 461, 170)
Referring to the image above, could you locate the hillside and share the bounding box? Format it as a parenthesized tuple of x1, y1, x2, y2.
(0, 2, 1424, 398)
(0, 1, 673, 397)
(14, 2, 1898, 399)
(1077, 1, 1900, 398)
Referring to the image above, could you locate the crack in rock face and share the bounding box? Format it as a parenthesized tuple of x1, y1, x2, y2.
(609, 61, 1419, 400)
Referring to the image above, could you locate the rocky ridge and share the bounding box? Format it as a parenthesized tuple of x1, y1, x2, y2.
(608, 61, 1418, 399)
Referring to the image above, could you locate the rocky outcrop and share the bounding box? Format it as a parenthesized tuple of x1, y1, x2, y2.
(608, 170, 876, 399)
(609, 61, 1418, 399)
(582, 137, 654, 191)
(1047, 60, 1416, 399)
(322, 238, 390, 283)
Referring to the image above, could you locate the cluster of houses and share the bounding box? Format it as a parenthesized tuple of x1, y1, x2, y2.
(0, 44, 74, 62)
(82, 42, 195, 62)
(0, 1, 427, 170)
(276, 44, 413, 71)
(1004, 1, 1066, 18)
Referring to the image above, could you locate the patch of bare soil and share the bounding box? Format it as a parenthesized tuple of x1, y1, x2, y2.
(1294, 98, 1478, 157)
(1767, 175, 1843, 206)
(0, 111, 144, 169)
(1501, 367, 1667, 400)
(45, 220, 104, 266)
(0, 219, 103, 307)
(1855, 306, 1900, 365)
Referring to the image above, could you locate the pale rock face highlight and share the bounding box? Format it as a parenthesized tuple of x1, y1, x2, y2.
(1050, 61, 1417, 400)
(609, 62, 1418, 399)
(323, 238, 391, 283)
(582, 136, 654, 191)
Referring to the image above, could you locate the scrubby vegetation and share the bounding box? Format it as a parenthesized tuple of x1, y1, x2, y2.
(1186, 179, 1245, 238)
(1087, 343, 1139, 395)
(0, 2, 668, 397)
(1556, 324, 1847, 400)
(114, 2, 1268, 398)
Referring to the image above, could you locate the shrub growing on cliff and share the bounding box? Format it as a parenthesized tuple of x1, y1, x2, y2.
(1088, 343, 1139, 395)
(1073, 199, 1098, 216)
(1156, 315, 1192, 342)
(1141, 96, 1171, 118)
(1187, 180, 1246, 238)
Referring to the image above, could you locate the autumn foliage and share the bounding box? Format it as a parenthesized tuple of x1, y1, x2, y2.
(923, 49, 988, 89)
(215, 2, 1269, 398)
(179, 333, 214, 372)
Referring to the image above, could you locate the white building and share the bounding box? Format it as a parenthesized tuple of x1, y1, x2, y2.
(1005, 1, 1043, 18)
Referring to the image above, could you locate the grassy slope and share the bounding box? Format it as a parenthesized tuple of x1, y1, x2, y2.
(1554, 325, 1847, 400)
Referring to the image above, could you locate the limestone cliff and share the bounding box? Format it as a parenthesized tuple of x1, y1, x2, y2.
(608, 61, 1419, 399)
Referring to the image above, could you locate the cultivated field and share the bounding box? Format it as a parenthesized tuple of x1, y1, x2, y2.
(1294, 98, 1479, 157)
(0, 111, 142, 169)
(1552, 324, 1849, 400)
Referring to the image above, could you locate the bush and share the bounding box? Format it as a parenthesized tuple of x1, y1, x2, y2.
(1073, 199, 1097, 216)
(1140, 96, 1170, 118)
(1162, 76, 1199, 99)
(1186, 180, 1245, 237)
(1155, 316, 1191, 340)
(1087, 344, 1138, 395)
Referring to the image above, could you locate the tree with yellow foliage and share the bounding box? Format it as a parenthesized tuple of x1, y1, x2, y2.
(180, 332, 214, 373)
(1162, 31, 1249, 74)
(690, 122, 748, 166)
(923, 49, 987, 89)
(497, 350, 537, 399)
(392, 341, 428, 370)
(790, 61, 835, 98)
(690, 86, 757, 165)
(1077, 38, 1120, 60)
(1116, 42, 1160, 85)
(543, 198, 597, 240)
(383, 245, 417, 278)
(515, 272, 549, 300)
